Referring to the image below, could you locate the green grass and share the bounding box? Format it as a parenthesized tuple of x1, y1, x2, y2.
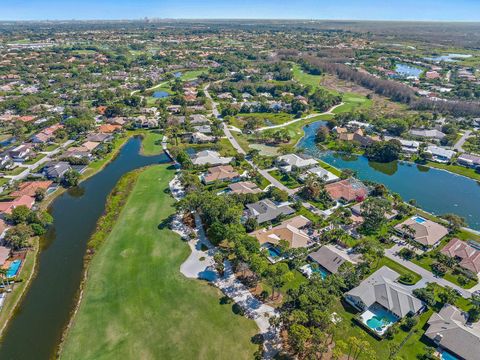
(317, 159, 342, 176)
(61, 165, 258, 360)
(333, 92, 373, 114)
(232, 113, 295, 129)
(424, 160, 480, 182)
(3, 167, 25, 176)
(372, 257, 422, 285)
(269, 170, 301, 189)
(0, 241, 38, 335)
(24, 153, 46, 165)
(140, 131, 164, 156)
(259, 269, 307, 305)
(292, 64, 323, 91)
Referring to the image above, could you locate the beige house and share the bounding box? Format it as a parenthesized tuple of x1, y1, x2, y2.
(394, 216, 448, 247)
(251, 215, 311, 249)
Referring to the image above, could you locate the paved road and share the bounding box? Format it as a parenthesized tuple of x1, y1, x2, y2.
(256, 102, 344, 131)
(453, 130, 472, 153)
(5, 140, 74, 182)
(385, 244, 472, 298)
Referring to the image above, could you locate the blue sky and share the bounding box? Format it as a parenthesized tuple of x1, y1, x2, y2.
(2, 0, 480, 21)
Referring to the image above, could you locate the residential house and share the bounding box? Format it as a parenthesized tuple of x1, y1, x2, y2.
(202, 165, 240, 184)
(394, 216, 449, 247)
(338, 128, 380, 147)
(425, 304, 480, 360)
(308, 245, 356, 275)
(251, 215, 312, 249)
(98, 124, 122, 133)
(191, 150, 233, 166)
(0, 245, 10, 267)
(300, 166, 339, 183)
(0, 153, 15, 170)
(345, 266, 424, 318)
(246, 199, 295, 224)
(351, 202, 398, 220)
(325, 178, 368, 203)
(385, 136, 419, 154)
(9, 144, 35, 162)
(276, 153, 318, 172)
(11, 181, 53, 198)
(43, 161, 72, 180)
(31, 124, 63, 144)
(193, 125, 212, 134)
(190, 132, 215, 144)
(0, 195, 35, 215)
(426, 145, 455, 163)
(409, 128, 446, 140)
(457, 153, 480, 169)
(228, 181, 262, 195)
(441, 238, 480, 275)
(86, 133, 112, 143)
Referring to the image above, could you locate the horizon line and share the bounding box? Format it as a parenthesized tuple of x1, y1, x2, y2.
(1, 18, 480, 23)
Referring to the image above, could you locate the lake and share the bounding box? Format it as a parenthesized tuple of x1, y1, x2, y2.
(0, 137, 170, 359)
(424, 53, 473, 63)
(394, 63, 423, 78)
(298, 121, 480, 230)
(153, 90, 170, 98)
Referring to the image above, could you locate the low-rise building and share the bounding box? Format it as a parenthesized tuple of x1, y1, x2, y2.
(201, 165, 240, 184)
(191, 150, 233, 166)
(43, 161, 72, 180)
(276, 153, 318, 172)
(251, 215, 312, 249)
(308, 245, 355, 275)
(426, 145, 455, 163)
(245, 199, 295, 224)
(410, 128, 446, 140)
(300, 166, 339, 183)
(441, 238, 480, 275)
(228, 181, 262, 195)
(457, 153, 480, 168)
(325, 178, 368, 203)
(394, 216, 449, 247)
(425, 304, 480, 360)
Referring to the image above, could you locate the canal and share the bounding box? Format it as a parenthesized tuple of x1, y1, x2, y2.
(0, 137, 169, 359)
(298, 121, 480, 230)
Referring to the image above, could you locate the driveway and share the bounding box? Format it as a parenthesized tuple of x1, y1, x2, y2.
(385, 244, 472, 298)
(5, 139, 74, 182)
(453, 130, 472, 153)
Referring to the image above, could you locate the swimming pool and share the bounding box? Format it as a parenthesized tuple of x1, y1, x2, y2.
(268, 247, 281, 258)
(441, 350, 459, 360)
(414, 216, 426, 224)
(361, 304, 399, 335)
(6, 259, 22, 278)
(311, 265, 329, 279)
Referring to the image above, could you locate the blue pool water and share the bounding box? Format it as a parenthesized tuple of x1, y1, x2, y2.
(441, 350, 459, 360)
(364, 306, 399, 332)
(366, 316, 385, 330)
(414, 216, 426, 224)
(268, 247, 281, 258)
(6, 260, 21, 278)
(312, 265, 329, 279)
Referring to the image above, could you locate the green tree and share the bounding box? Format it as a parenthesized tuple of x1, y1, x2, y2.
(63, 169, 81, 187)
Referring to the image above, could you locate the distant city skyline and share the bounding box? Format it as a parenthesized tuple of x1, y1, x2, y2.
(2, 0, 480, 21)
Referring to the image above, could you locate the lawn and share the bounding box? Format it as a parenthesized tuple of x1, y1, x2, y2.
(317, 159, 342, 176)
(424, 160, 480, 182)
(371, 257, 422, 285)
(0, 241, 38, 336)
(232, 113, 295, 129)
(292, 64, 323, 91)
(333, 92, 373, 114)
(61, 165, 258, 360)
(269, 170, 301, 189)
(140, 130, 164, 156)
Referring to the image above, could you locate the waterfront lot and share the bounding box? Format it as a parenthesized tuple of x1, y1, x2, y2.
(61, 165, 258, 359)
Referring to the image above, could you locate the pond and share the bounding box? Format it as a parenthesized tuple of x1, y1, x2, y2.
(394, 63, 423, 78)
(0, 137, 170, 359)
(298, 121, 480, 230)
(152, 90, 170, 99)
(424, 53, 472, 63)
